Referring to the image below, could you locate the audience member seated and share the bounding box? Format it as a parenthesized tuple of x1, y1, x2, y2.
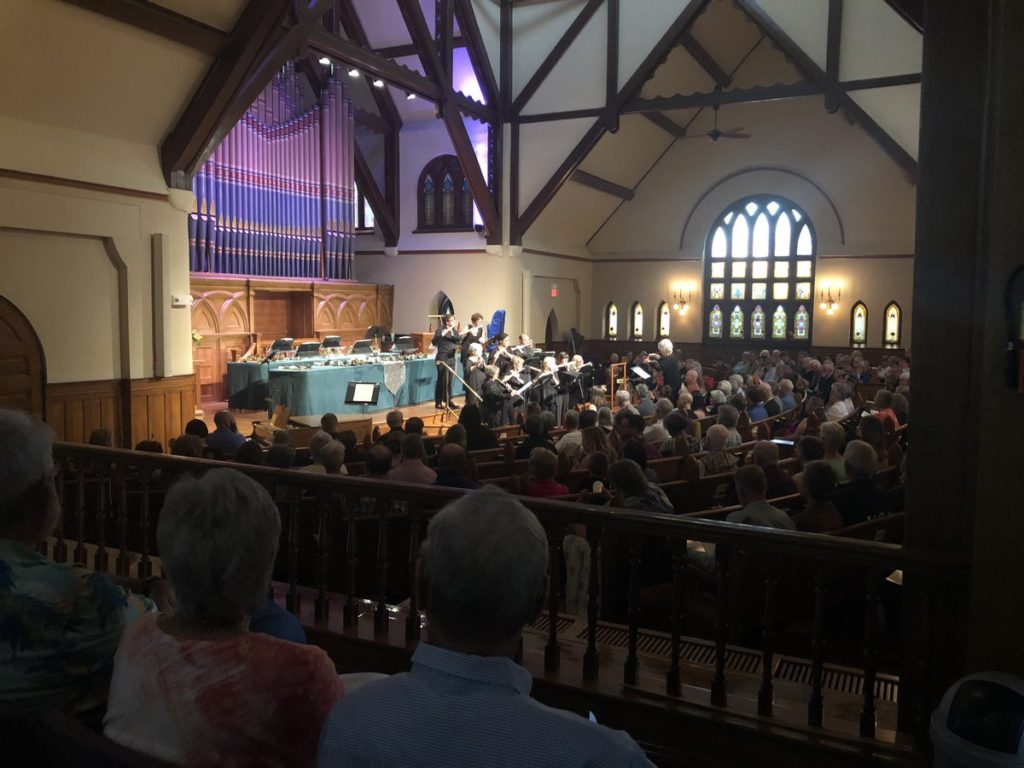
(320, 412, 339, 437)
(791, 396, 825, 439)
(596, 406, 614, 434)
(458, 404, 499, 451)
(298, 430, 335, 474)
(791, 435, 825, 492)
(614, 389, 638, 415)
(891, 392, 910, 426)
(825, 382, 856, 422)
(104, 469, 342, 765)
(683, 370, 706, 414)
(134, 439, 163, 453)
(574, 426, 613, 471)
(249, 597, 306, 644)
(642, 398, 673, 449)
(443, 424, 468, 451)
(184, 418, 209, 439)
(527, 448, 569, 498)
(621, 440, 660, 484)
(233, 439, 264, 466)
(832, 440, 889, 527)
(715, 405, 743, 447)
(872, 389, 899, 431)
(763, 382, 782, 417)
(379, 409, 404, 441)
(819, 422, 849, 483)
(433, 444, 480, 490)
(582, 451, 610, 492)
(662, 412, 696, 457)
(170, 434, 205, 458)
(790, 461, 843, 533)
(0, 410, 147, 716)
(779, 378, 797, 410)
(266, 442, 297, 469)
(514, 415, 556, 460)
(555, 409, 583, 457)
(386, 434, 438, 484)
(320, 441, 347, 475)
(746, 387, 769, 421)
(336, 430, 363, 463)
(88, 427, 113, 447)
(634, 383, 656, 417)
(725, 466, 796, 530)
(318, 487, 652, 767)
(613, 410, 658, 459)
(748, 441, 797, 498)
(858, 414, 888, 466)
(608, 459, 673, 515)
(364, 443, 393, 479)
(405, 417, 437, 457)
(704, 388, 726, 416)
(206, 410, 247, 458)
(699, 425, 739, 477)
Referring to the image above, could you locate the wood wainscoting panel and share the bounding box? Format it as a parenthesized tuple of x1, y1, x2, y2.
(46, 380, 121, 444)
(130, 374, 197, 449)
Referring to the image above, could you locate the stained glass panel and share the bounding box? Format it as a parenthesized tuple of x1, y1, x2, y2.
(745, 202, 759, 216)
(852, 302, 867, 345)
(766, 201, 780, 215)
(607, 304, 618, 338)
(773, 283, 789, 300)
(729, 306, 744, 338)
(752, 213, 770, 258)
(772, 306, 787, 339)
(751, 283, 767, 300)
(796, 260, 812, 277)
(732, 216, 749, 259)
(730, 284, 745, 300)
(711, 227, 728, 258)
(774, 262, 790, 279)
(710, 283, 724, 299)
(423, 175, 435, 225)
(884, 302, 901, 347)
(795, 305, 809, 339)
(442, 173, 455, 225)
(775, 213, 791, 257)
(632, 304, 644, 340)
(752, 261, 768, 279)
(797, 224, 812, 255)
(751, 305, 766, 338)
(711, 262, 725, 278)
(709, 305, 723, 338)
(659, 303, 671, 337)
(732, 262, 747, 279)
(796, 283, 812, 300)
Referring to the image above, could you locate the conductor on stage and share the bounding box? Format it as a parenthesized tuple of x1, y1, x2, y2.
(433, 315, 461, 409)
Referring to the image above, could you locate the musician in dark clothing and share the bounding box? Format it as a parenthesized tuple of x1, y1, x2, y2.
(531, 357, 559, 415)
(464, 347, 488, 408)
(481, 365, 509, 427)
(458, 403, 500, 450)
(460, 312, 486, 371)
(657, 339, 682, 399)
(489, 333, 513, 374)
(433, 315, 460, 408)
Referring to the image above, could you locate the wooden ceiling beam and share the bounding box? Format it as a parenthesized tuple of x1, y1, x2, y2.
(625, 81, 820, 113)
(518, 0, 712, 237)
(355, 108, 392, 134)
(642, 111, 687, 138)
(680, 32, 731, 88)
(572, 170, 634, 200)
(512, 0, 602, 115)
(882, 0, 923, 33)
(374, 36, 466, 59)
(335, 0, 403, 128)
(308, 29, 441, 100)
(60, 0, 229, 56)
(354, 142, 399, 247)
(453, 0, 500, 110)
(159, 0, 292, 188)
(825, 0, 843, 113)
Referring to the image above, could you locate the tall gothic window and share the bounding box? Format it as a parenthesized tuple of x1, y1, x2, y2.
(631, 302, 644, 341)
(605, 302, 619, 340)
(883, 301, 902, 348)
(850, 301, 868, 347)
(417, 155, 474, 232)
(658, 301, 671, 338)
(703, 195, 817, 345)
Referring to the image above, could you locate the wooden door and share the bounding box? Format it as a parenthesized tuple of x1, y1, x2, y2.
(0, 295, 46, 414)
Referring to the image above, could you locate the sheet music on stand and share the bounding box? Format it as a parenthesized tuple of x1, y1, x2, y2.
(630, 366, 651, 380)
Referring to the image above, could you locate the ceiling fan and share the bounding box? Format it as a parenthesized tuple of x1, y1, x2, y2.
(689, 100, 751, 142)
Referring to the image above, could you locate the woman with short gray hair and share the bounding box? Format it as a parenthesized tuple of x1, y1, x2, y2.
(104, 468, 342, 766)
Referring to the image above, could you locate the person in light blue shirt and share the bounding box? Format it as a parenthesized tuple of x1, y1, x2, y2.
(317, 486, 653, 768)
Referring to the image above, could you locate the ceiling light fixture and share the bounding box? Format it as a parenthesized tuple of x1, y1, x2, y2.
(348, 68, 359, 78)
(373, 79, 385, 89)
(318, 56, 331, 66)
(406, 92, 416, 100)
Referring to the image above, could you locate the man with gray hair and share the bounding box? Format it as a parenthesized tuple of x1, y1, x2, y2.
(299, 430, 336, 473)
(634, 383, 656, 417)
(832, 439, 889, 527)
(825, 381, 855, 421)
(778, 378, 796, 410)
(614, 389, 637, 414)
(0, 409, 147, 714)
(318, 487, 653, 767)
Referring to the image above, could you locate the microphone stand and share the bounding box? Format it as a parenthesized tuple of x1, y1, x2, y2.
(439, 360, 481, 423)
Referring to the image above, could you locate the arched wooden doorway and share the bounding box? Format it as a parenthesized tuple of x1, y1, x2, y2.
(0, 295, 46, 414)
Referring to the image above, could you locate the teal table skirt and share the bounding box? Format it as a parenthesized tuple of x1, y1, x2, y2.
(264, 358, 464, 417)
(227, 362, 271, 410)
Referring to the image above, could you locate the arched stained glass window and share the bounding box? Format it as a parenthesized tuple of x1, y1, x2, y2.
(850, 301, 868, 347)
(729, 306, 744, 339)
(658, 301, 670, 338)
(631, 302, 644, 341)
(751, 305, 766, 339)
(709, 305, 723, 338)
(703, 195, 817, 345)
(605, 302, 618, 340)
(883, 301, 902, 348)
(417, 155, 475, 231)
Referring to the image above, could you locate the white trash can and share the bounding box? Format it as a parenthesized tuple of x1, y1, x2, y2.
(931, 673, 1024, 767)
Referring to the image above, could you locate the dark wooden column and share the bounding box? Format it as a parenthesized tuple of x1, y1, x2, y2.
(902, 0, 1024, 735)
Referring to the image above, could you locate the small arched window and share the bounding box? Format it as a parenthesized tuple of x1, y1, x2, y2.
(657, 301, 671, 338)
(631, 302, 644, 341)
(850, 301, 868, 347)
(883, 301, 902, 348)
(605, 302, 618, 340)
(418, 155, 474, 232)
(438, 293, 455, 317)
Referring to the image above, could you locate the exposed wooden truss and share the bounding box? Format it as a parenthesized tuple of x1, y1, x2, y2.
(60, 0, 228, 56)
(571, 170, 633, 200)
(680, 32, 731, 88)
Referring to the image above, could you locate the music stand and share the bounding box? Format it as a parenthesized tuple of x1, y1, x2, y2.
(350, 338, 375, 354)
(322, 335, 342, 349)
(344, 381, 381, 406)
(295, 341, 322, 358)
(393, 335, 415, 353)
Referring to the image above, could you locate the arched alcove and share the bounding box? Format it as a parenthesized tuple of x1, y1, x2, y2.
(544, 309, 560, 345)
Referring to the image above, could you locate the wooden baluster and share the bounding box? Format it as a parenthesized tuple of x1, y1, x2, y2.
(116, 464, 130, 577)
(314, 491, 331, 622)
(911, 583, 935, 751)
(74, 463, 87, 565)
(860, 579, 880, 738)
(342, 495, 358, 628)
(138, 469, 152, 579)
(808, 575, 826, 728)
(666, 537, 687, 697)
(710, 544, 732, 707)
(286, 489, 301, 615)
(544, 525, 562, 673)
(374, 496, 389, 635)
(624, 535, 642, 686)
(582, 525, 601, 681)
(406, 504, 422, 641)
(53, 460, 68, 563)
(94, 463, 109, 573)
(758, 571, 777, 717)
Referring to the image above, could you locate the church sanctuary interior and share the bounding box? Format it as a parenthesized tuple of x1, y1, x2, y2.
(2, 0, 1023, 765)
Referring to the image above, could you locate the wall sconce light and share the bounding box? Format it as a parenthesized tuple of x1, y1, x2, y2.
(672, 286, 691, 316)
(819, 283, 841, 315)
